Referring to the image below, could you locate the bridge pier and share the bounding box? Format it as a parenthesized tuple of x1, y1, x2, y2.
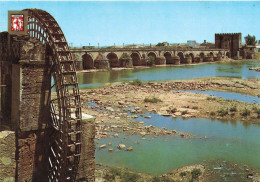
(183, 56, 192, 64)
(172, 56, 180, 65)
(94, 54, 110, 69)
(155, 56, 166, 65)
(204, 56, 214, 62)
(195, 56, 202, 63)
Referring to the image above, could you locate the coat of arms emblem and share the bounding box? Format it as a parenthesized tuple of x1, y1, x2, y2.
(11, 15, 24, 31)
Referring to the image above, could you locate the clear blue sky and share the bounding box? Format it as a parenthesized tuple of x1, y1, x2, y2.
(0, 1, 259, 46)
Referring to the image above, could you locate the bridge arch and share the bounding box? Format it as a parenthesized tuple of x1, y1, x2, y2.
(147, 52, 157, 62)
(200, 52, 205, 61)
(131, 52, 142, 66)
(209, 52, 214, 57)
(82, 53, 94, 69)
(189, 53, 195, 63)
(177, 52, 185, 64)
(164, 52, 172, 64)
(107, 52, 119, 67)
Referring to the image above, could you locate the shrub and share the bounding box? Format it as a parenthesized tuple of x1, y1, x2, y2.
(192, 106, 198, 109)
(110, 168, 121, 176)
(240, 82, 249, 87)
(206, 97, 216, 101)
(255, 109, 260, 118)
(104, 168, 121, 182)
(147, 56, 155, 66)
(150, 176, 161, 182)
(180, 171, 187, 177)
(191, 168, 201, 179)
(150, 176, 175, 182)
(121, 172, 141, 182)
(181, 110, 189, 115)
(230, 106, 237, 112)
(217, 109, 228, 116)
(252, 106, 258, 111)
(161, 177, 175, 182)
(104, 173, 116, 182)
(122, 53, 130, 58)
(131, 78, 142, 86)
(241, 108, 251, 116)
(170, 107, 177, 113)
(144, 97, 162, 103)
(210, 111, 215, 116)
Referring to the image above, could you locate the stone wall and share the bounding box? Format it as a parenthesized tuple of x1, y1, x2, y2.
(0, 33, 51, 181)
(0, 32, 12, 129)
(16, 130, 50, 182)
(77, 114, 96, 182)
(0, 131, 16, 182)
(0, 32, 96, 182)
(11, 39, 51, 132)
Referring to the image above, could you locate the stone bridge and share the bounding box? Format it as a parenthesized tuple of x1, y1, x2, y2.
(71, 47, 229, 70)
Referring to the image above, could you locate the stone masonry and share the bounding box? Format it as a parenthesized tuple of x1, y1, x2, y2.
(215, 33, 242, 58)
(0, 131, 16, 182)
(0, 32, 96, 182)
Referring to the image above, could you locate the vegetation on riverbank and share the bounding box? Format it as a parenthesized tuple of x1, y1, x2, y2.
(95, 159, 260, 182)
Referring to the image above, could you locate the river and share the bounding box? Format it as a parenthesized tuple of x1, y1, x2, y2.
(77, 60, 260, 88)
(83, 61, 260, 175)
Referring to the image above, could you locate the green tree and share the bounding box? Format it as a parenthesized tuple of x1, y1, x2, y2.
(147, 56, 155, 66)
(245, 34, 257, 46)
(156, 42, 165, 46)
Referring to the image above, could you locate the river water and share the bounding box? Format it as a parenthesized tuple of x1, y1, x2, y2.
(85, 61, 260, 175)
(77, 61, 260, 88)
(174, 90, 260, 104)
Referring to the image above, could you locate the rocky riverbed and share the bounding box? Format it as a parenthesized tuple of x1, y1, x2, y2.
(95, 160, 260, 182)
(79, 77, 260, 181)
(250, 67, 260, 72)
(81, 77, 260, 128)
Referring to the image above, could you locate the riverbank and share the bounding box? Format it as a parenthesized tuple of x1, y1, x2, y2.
(81, 77, 260, 128)
(95, 160, 260, 182)
(79, 77, 260, 180)
(250, 67, 260, 72)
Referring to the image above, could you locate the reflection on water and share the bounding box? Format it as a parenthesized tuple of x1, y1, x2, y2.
(96, 113, 260, 175)
(78, 61, 260, 88)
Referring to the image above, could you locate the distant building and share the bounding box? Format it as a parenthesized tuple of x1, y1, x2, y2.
(187, 40, 196, 47)
(215, 33, 242, 58)
(82, 46, 95, 49)
(200, 40, 215, 49)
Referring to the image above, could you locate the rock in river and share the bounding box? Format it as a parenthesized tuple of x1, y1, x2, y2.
(99, 144, 107, 149)
(126, 146, 133, 151)
(118, 144, 126, 150)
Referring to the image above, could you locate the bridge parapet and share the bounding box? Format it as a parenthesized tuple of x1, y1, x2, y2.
(70, 47, 228, 53)
(70, 47, 229, 70)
